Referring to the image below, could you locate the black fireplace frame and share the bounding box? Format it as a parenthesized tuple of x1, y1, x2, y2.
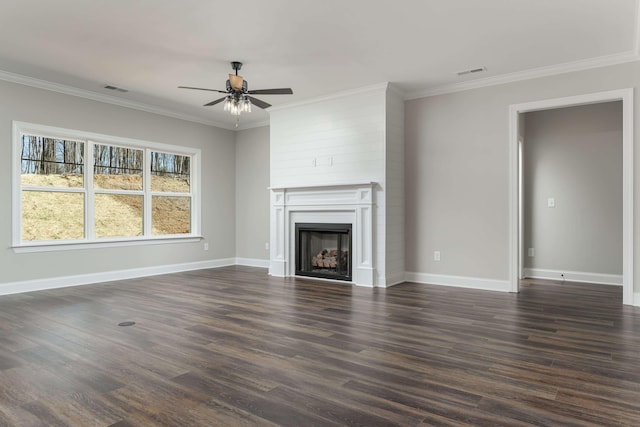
(295, 222, 352, 281)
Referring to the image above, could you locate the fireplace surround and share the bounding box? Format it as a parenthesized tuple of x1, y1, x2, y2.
(269, 182, 375, 286)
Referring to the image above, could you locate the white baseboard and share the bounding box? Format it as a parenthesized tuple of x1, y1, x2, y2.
(522, 268, 622, 286)
(235, 258, 270, 268)
(404, 272, 511, 293)
(0, 258, 236, 296)
(634, 293, 640, 306)
(4, 260, 624, 304)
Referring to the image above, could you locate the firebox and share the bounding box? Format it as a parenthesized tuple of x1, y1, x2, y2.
(295, 223, 352, 281)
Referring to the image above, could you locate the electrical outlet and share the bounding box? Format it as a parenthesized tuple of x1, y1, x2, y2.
(528, 248, 535, 257)
(433, 251, 441, 261)
(547, 197, 556, 208)
(265, 242, 269, 250)
(204, 243, 209, 251)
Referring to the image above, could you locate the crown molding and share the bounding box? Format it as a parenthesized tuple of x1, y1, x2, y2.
(4, 44, 639, 126)
(0, 69, 237, 130)
(406, 51, 640, 100)
(269, 82, 389, 112)
(386, 82, 406, 98)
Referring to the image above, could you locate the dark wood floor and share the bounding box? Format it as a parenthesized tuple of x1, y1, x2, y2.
(1, 267, 639, 426)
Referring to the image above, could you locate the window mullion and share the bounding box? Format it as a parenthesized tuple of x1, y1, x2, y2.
(144, 148, 152, 236)
(85, 141, 94, 241)
(191, 152, 199, 236)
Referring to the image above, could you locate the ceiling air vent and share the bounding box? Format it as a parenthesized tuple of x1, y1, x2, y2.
(456, 67, 487, 76)
(103, 85, 129, 93)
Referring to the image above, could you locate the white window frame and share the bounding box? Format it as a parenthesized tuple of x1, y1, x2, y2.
(12, 121, 202, 253)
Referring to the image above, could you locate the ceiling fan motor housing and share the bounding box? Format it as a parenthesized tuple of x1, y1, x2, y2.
(231, 61, 242, 72)
(226, 79, 248, 94)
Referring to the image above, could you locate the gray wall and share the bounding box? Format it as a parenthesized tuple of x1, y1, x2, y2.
(405, 60, 637, 287)
(235, 126, 270, 261)
(0, 80, 236, 284)
(523, 102, 622, 275)
(3, 58, 639, 295)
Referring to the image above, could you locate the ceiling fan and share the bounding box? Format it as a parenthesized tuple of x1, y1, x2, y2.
(179, 61, 293, 115)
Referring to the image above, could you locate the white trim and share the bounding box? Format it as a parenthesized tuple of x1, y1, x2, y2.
(13, 236, 202, 253)
(0, 259, 236, 296)
(269, 181, 377, 191)
(634, 293, 640, 306)
(15, 121, 201, 155)
(509, 88, 634, 305)
(235, 258, 270, 268)
(0, 69, 235, 130)
(523, 268, 622, 286)
(407, 51, 640, 100)
(404, 272, 511, 293)
(270, 183, 377, 287)
(13, 121, 202, 249)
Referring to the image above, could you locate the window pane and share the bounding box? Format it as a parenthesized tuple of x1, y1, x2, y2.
(94, 144, 143, 190)
(95, 194, 143, 238)
(21, 135, 84, 188)
(152, 196, 191, 235)
(150, 152, 190, 192)
(21, 191, 84, 241)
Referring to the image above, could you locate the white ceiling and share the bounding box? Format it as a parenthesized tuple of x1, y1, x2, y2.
(0, 0, 638, 130)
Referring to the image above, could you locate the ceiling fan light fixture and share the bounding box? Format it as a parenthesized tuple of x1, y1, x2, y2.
(178, 61, 293, 119)
(223, 96, 232, 112)
(231, 98, 242, 116)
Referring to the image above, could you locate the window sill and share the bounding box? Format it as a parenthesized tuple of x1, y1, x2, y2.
(12, 236, 203, 254)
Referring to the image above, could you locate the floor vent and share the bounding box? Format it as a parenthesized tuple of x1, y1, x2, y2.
(118, 321, 136, 327)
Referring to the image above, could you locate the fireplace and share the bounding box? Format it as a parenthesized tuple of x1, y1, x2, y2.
(295, 223, 352, 281)
(270, 182, 375, 286)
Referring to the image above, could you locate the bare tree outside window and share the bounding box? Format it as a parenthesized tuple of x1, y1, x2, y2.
(20, 136, 85, 240)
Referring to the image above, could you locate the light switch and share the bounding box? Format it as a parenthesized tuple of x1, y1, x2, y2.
(547, 198, 556, 208)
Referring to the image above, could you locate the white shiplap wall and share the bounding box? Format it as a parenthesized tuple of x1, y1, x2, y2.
(270, 87, 386, 188)
(270, 83, 404, 287)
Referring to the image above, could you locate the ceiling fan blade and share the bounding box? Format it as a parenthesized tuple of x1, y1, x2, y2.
(179, 86, 227, 93)
(248, 88, 293, 95)
(247, 96, 272, 109)
(204, 97, 226, 107)
(229, 74, 244, 91)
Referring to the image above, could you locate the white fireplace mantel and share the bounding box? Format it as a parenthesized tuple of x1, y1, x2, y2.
(269, 182, 377, 286)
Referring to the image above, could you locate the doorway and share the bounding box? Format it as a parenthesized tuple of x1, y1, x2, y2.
(509, 89, 634, 305)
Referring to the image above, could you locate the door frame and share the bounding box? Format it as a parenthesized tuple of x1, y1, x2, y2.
(508, 88, 634, 305)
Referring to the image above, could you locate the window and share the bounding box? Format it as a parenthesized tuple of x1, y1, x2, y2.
(13, 122, 201, 251)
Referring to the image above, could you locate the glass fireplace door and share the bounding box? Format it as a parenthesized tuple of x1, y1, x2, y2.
(295, 223, 352, 281)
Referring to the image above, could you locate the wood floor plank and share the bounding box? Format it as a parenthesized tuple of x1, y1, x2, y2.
(0, 267, 639, 425)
